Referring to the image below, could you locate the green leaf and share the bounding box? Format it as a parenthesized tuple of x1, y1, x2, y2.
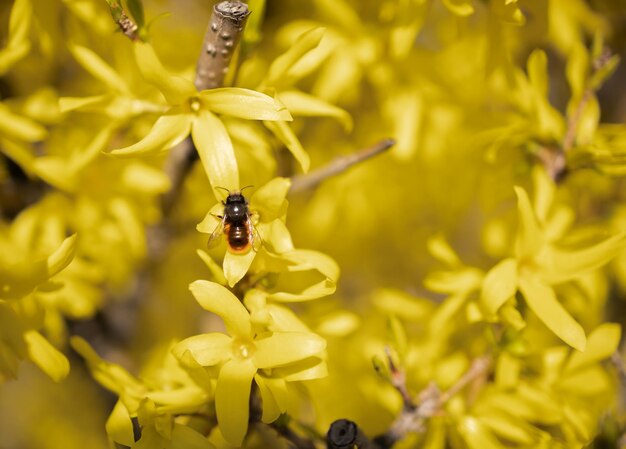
(480, 258, 518, 315)
(133, 42, 196, 105)
(519, 276, 586, 351)
(172, 333, 232, 366)
(253, 332, 326, 368)
(24, 330, 69, 382)
(215, 359, 256, 446)
(189, 281, 252, 338)
(265, 27, 325, 86)
(564, 323, 621, 373)
(191, 109, 240, 193)
(126, 0, 145, 28)
(200, 88, 292, 121)
(264, 120, 310, 173)
(109, 112, 192, 156)
(278, 90, 352, 130)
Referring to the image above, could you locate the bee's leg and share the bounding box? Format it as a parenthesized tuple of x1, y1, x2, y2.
(249, 210, 260, 225)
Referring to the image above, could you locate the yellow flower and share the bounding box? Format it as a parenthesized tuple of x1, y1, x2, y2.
(108, 42, 292, 194)
(173, 280, 326, 446)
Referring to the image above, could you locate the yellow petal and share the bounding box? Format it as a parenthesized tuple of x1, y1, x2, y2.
(170, 423, 216, 449)
(456, 416, 503, 449)
(24, 330, 69, 382)
(519, 276, 586, 351)
(47, 234, 77, 278)
(564, 323, 621, 373)
(253, 332, 326, 368)
(172, 333, 233, 366)
(255, 374, 287, 423)
(109, 112, 192, 156)
(215, 358, 256, 446)
(133, 42, 196, 104)
(189, 281, 252, 338)
(441, 0, 475, 16)
(265, 27, 325, 86)
(0, 102, 47, 142)
(67, 42, 130, 94)
(199, 88, 292, 121)
(480, 258, 518, 314)
(251, 177, 291, 219)
(514, 186, 545, 259)
(278, 90, 352, 130)
(106, 400, 135, 447)
(191, 110, 240, 193)
(263, 120, 310, 172)
(223, 250, 256, 287)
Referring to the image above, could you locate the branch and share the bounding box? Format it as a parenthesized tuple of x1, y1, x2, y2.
(289, 138, 395, 194)
(195, 1, 251, 91)
(327, 354, 491, 449)
(105, 0, 140, 41)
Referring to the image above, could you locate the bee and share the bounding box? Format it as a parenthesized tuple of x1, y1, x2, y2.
(208, 187, 261, 254)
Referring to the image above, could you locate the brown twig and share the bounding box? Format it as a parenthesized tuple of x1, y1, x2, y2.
(379, 354, 491, 447)
(195, 1, 251, 91)
(289, 138, 395, 194)
(105, 0, 140, 41)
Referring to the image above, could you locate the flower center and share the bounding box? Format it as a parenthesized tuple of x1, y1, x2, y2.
(188, 97, 202, 113)
(232, 338, 256, 360)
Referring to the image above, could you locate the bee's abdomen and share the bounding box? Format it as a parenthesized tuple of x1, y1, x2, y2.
(227, 223, 250, 252)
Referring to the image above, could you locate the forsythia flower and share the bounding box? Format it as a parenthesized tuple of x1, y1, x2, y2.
(173, 280, 327, 446)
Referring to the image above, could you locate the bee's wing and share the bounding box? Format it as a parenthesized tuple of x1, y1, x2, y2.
(249, 218, 263, 252)
(207, 214, 225, 249)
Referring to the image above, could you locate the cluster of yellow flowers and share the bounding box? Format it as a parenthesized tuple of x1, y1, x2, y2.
(1, 0, 626, 448)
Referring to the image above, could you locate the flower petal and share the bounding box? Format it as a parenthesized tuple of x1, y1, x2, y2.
(514, 186, 545, 260)
(263, 120, 310, 172)
(278, 90, 352, 131)
(170, 423, 215, 449)
(189, 281, 252, 338)
(519, 276, 586, 351)
(200, 88, 292, 121)
(564, 323, 621, 373)
(215, 358, 256, 446)
(264, 27, 325, 86)
(253, 332, 326, 368)
(109, 113, 191, 157)
(191, 110, 240, 193)
(480, 258, 518, 315)
(223, 250, 256, 287)
(133, 42, 196, 104)
(172, 333, 232, 367)
(542, 233, 626, 284)
(24, 330, 69, 382)
(0, 102, 47, 142)
(255, 375, 288, 423)
(67, 42, 130, 94)
(47, 234, 77, 278)
(251, 177, 291, 219)
(106, 400, 135, 447)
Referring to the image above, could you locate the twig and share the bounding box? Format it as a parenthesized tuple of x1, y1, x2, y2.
(105, 0, 140, 41)
(269, 420, 317, 449)
(195, 1, 251, 91)
(289, 139, 395, 194)
(378, 355, 491, 448)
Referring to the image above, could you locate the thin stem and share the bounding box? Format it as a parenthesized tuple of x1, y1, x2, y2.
(289, 138, 395, 194)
